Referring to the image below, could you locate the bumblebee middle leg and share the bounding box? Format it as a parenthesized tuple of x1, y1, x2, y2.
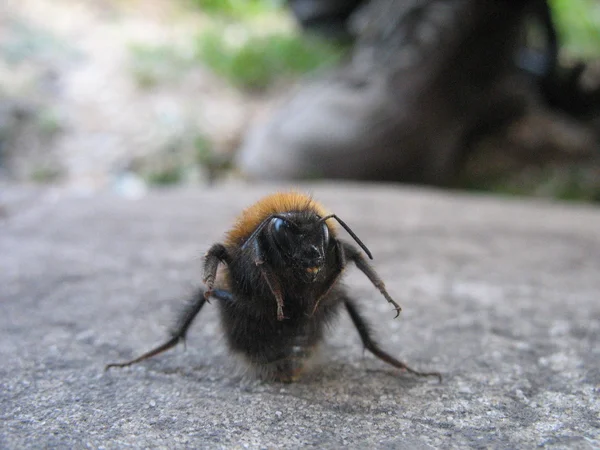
(342, 242, 402, 317)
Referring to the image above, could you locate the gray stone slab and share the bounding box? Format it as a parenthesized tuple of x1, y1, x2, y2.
(1, 183, 599, 449)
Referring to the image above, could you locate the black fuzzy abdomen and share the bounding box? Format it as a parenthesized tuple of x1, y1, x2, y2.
(218, 291, 342, 382)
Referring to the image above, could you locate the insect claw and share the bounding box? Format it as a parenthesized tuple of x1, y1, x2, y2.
(411, 369, 443, 383)
(386, 299, 401, 318)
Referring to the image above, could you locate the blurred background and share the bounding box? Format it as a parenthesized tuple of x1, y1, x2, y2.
(1, 0, 599, 200)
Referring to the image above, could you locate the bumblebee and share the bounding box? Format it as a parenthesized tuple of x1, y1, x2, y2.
(107, 192, 440, 382)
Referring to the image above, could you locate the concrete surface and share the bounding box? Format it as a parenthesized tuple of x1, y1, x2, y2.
(1, 183, 599, 449)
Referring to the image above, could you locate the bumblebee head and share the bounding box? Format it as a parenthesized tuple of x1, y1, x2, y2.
(242, 210, 372, 283)
(266, 213, 330, 282)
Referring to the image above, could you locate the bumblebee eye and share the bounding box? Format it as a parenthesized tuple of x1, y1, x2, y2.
(272, 217, 286, 234)
(271, 217, 292, 251)
(322, 223, 329, 246)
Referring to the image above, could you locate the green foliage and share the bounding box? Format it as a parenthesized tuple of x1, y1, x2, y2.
(193, 133, 213, 166)
(183, 0, 347, 90)
(539, 167, 600, 202)
(36, 108, 63, 135)
(128, 44, 192, 88)
(463, 165, 600, 203)
(187, 0, 282, 18)
(29, 165, 63, 184)
(145, 167, 184, 185)
(138, 131, 218, 186)
(196, 29, 345, 90)
(550, 0, 600, 57)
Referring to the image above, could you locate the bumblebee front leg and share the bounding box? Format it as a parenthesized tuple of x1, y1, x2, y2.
(311, 240, 346, 317)
(342, 242, 402, 317)
(203, 243, 232, 299)
(105, 288, 208, 370)
(251, 239, 286, 321)
(344, 298, 441, 382)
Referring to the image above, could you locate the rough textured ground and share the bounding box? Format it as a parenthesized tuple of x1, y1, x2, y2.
(1, 183, 599, 449)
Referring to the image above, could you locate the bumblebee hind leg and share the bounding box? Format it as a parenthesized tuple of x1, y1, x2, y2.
(105, 288, 209, 370)
(344, 297, 441, 382)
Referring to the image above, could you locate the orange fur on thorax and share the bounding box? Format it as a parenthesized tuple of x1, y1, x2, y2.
(225, 192, 334, 247)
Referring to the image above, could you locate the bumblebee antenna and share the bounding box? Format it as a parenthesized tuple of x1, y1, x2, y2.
(320, 214, 373, 260)
(241, 214, 299, 250)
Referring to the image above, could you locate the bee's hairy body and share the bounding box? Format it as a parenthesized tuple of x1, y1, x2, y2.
(219, 196, 342, 381)
(219, 270, 345, 382)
